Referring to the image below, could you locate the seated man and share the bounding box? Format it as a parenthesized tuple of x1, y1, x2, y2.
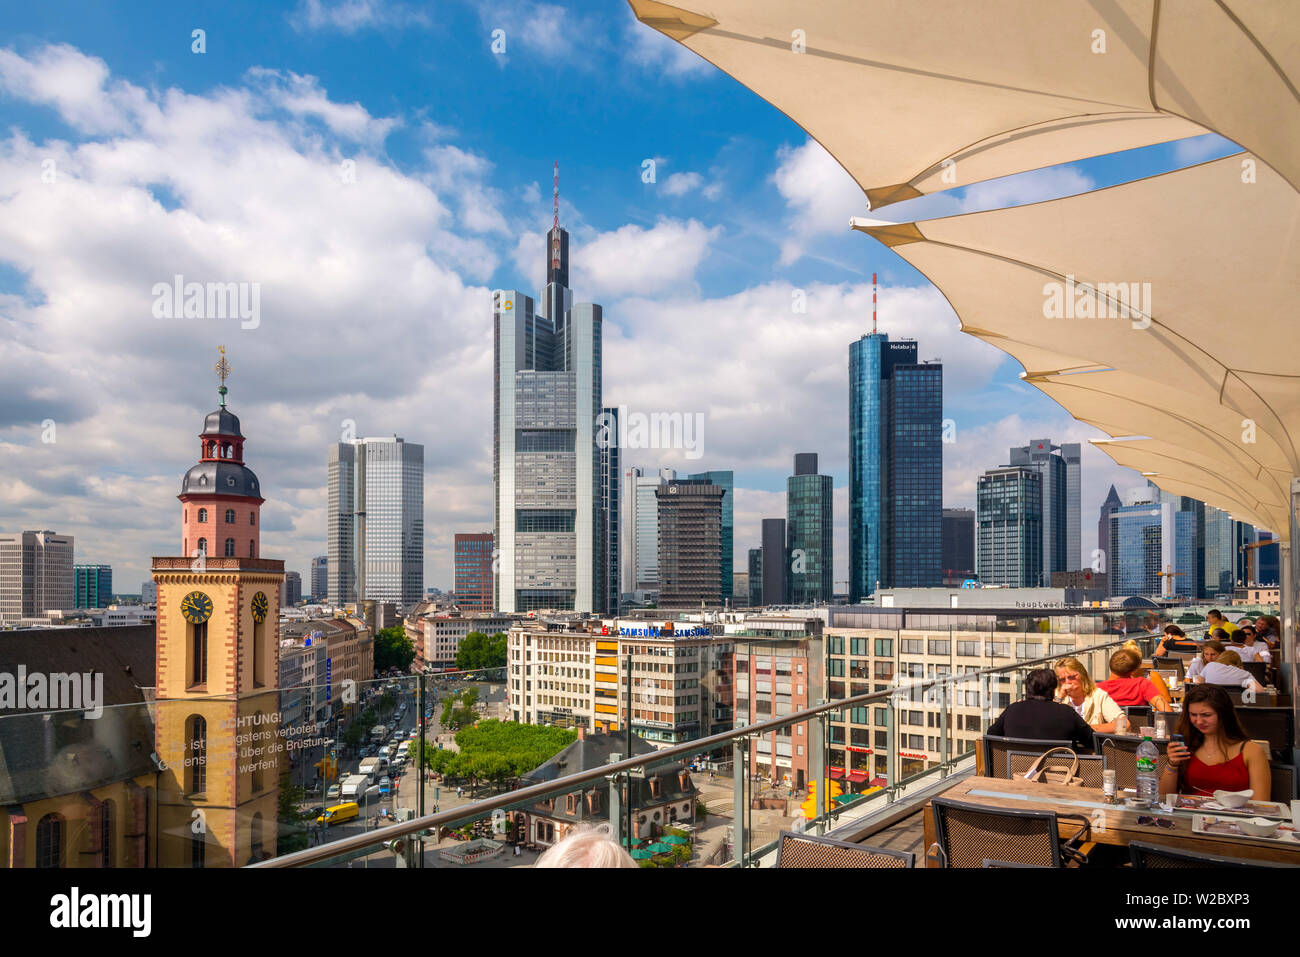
(1233, 626, 1272, 663)
(1097, 648, 1171, 712)
(1205, 609, 1240, 640)
(988, 668, 1095, 752)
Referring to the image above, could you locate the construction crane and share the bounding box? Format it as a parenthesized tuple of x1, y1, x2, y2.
(1238, 539, 1276, 586)
(1157, 566, 1185, 600)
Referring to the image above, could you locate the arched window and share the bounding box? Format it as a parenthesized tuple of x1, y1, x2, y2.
(191, 620, 207, 686)
(224, 538, 235, 557)
(101, 799, 115, 867)
(224, 509, 235, 524)
(223, 442, 233, 458)
(250, 812, 264, 862)
(196, 538, 207, 555)
(186, 715, 206, 795)
(36, 814, 64, 868)
(197, 508, 207, 523)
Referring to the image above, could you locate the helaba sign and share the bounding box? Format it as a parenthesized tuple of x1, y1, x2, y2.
(619, 626, 712, 637)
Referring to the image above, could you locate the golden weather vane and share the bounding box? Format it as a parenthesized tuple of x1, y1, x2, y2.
(215, 345, 231, 407)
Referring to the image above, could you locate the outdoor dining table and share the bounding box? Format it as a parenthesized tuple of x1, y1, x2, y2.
(921, 775, 1300, 867)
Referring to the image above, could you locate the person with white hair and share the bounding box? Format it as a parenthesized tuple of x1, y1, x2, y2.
(534, 824, 639, 868)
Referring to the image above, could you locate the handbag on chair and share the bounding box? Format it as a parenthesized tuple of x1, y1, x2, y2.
(1022, 747, 1084, 787)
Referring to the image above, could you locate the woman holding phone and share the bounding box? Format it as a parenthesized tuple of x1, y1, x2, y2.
(1159, 685, 1270, 799)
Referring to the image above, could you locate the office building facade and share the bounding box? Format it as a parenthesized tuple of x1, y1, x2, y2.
(1108, 484, 1198, 598)
(849, 334, 943, 600)
(1097, 485, 1122, 572)
(976, 466, 1042, 588)
(1203, 504, 1254, 599)
(941, 508, 976, 585)
(761, 518, 788, 605)
(310, 555, 327, 602)
(283, 571, 302, 607)
(747, 548, 764, 606)
(0, 530, 74, 623)
(656, 480, 726, 608)
(1007, 439, 1082, 583)
(74, 564, 113, 608)
(493, 208, 602, 613)
(599, 408, 620, 615)
(327, 437, 424, 605)
(454, 533, 494, 612)
(786, 453, 833, 604)
(687, 469, 734, 603)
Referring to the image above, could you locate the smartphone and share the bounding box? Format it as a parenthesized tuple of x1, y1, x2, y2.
(1169, 734, 1186, 753)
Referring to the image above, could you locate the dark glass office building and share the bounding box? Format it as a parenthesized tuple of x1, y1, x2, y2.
(687, 469, 734, 603)
(655, 480, 725, 608)
(600, 407, 620, 615)
(976, 467, 1042, 587)
(786, 453, 833, 603)
(747, 548, 763, 606)
(74, 564, 112, 608)
(849, 334, 943, 600)
(761, 518, 787, 604)
(941, 508, 975, 584)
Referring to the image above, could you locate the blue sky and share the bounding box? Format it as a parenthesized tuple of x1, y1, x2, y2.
(0, 0, 1243, 593)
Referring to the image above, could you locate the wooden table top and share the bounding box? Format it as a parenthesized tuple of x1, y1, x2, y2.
(924, 776, 1300, 866)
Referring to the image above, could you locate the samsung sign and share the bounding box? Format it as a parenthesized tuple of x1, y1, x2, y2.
(619, 626, 712, 637)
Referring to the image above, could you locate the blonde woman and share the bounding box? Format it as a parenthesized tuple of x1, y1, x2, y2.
(1054, 657, 1122, 732)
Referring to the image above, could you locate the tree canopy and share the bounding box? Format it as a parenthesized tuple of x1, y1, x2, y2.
(455, 631, 507, 671)
(422, 719, 576, 785)
(374, 625, 416, 673)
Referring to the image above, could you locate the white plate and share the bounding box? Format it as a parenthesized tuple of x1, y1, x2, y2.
(1192, 814, 1300, 846)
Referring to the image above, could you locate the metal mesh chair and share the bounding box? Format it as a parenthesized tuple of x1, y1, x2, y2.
(928, 797, 1090, 868)
(1006, 750, 1105, 787)
(981, 858, 1050, 868)
(980, 735, 1073, 780)
(775, 831, 914, 868)
(1095, 733, 1170, 790)
(1128, 841, 1267, 868)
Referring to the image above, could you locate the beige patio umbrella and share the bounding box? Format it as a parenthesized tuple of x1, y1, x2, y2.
(629, 0, 1300, 207)
(852, 153, 1299, 538)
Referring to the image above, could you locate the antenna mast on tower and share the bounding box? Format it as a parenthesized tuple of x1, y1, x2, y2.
(872, 272, 878, 334)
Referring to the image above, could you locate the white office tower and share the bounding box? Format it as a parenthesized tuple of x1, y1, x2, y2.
(494, 168, 603, 613)
(328, 436, 424, 605)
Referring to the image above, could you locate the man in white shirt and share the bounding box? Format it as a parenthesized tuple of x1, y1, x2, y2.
(1234, 626, 1272, 663)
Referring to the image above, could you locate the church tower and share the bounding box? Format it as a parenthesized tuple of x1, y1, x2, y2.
(152, 349, 283, 866)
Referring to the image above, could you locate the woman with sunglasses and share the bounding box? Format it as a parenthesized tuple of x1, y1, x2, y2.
(1159, 685, 1270, 799)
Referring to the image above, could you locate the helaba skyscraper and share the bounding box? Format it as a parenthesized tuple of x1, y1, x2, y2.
(494, 165, 602, 613)
(848, 282, 943, 600)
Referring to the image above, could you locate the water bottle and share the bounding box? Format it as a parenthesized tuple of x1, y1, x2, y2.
(1136, 736, 1159, 807)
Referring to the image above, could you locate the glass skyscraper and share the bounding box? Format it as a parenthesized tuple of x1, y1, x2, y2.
(1007, 439, 1081, 582)
(849, 334, 943, 600)
(599, 407, 620, 615)
(327, 437, 424, 605)
(493, 205, 602, 612)
(786, 453, 833, 603)
(74, 563, 112, 608)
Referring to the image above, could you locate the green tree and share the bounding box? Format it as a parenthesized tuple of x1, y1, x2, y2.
(341, 722, 364, 750)
(455, 631, 507, 671)
(374, 625, 416, 673)
(276, 777, 310, 855)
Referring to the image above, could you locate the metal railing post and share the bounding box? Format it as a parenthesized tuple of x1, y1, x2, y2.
(732, 737, 746, 866)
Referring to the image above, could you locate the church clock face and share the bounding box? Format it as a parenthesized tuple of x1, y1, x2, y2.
(252, 591, 269, 623)
(181, 591, 213, 624)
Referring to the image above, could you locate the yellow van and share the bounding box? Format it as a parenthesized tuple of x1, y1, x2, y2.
(317, 803, 359, 826)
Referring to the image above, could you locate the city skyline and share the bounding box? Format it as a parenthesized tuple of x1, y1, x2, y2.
(0, 6, 1242, 596)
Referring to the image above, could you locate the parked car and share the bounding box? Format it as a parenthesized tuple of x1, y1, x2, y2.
(325, 784, 341, 801)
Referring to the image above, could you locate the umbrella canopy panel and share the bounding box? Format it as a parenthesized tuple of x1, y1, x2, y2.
(629, 0, 1300, 207)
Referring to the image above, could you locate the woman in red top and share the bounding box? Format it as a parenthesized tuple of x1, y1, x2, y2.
(1159, 686, 1270, 799)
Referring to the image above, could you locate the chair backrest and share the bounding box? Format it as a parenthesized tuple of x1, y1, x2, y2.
(775, 831, 914, 868)
(1123, 705, 1153, 726)
(1236, 707, 1294, 756)
(1152, 655, 1189, 677)
(930, 797, 1063, 868)
(1128, 840, 1261, 868)
(1241, 661, 1269, 684)
(1269, 762, 1297, 803)
(1095, 733, 1170, 790)
(1006, 750, 1106, 788)
(980, 735, 1074, 780)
